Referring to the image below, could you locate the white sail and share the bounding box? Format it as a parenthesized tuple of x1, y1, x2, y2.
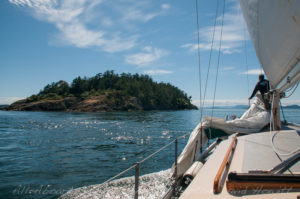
(240, 0, 300, 92)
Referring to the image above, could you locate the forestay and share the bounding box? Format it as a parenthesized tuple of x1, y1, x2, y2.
(239, 0, 300, 92)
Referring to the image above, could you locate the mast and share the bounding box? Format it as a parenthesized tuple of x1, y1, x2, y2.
(270, 90, 281, 130)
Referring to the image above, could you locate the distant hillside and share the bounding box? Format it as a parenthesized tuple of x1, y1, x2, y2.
(0, 105, 9, 108)
(282, 105, 300, 109)
(3, 71, 197, 112)
(205, 105, 248, 109)
(232, 105, 249, 109)
(204, 104, 300, 110)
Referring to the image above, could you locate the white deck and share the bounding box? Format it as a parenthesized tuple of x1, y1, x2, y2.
(179, 130, 300, 199)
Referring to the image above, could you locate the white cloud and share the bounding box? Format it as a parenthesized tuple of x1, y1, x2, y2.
(119, 2, 169, 23)
(161, 4, 170, 10)
(221, 66, 235, 71)
(121, 8, 159, 22)
(240, 69, 264, 75)
(9, 0, 170, 53)
(101, 17, 114, 27)
(182, 2, 247, 54)
(144, 70, 173, 75)
(125, 46, 169, 67)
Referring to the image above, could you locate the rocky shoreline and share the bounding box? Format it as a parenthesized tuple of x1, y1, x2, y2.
(1, 95, 197, 112)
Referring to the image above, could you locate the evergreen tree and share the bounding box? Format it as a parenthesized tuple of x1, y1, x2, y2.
(28, 70, 196, 110)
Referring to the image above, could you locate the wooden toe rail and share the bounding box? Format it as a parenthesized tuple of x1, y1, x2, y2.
(213, 133, 238, 194)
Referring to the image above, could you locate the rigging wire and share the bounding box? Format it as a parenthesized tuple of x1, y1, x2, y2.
(238, 3, 251, 108)
(211, 0, 226, 118)
(195, 0, 204, 153)
(269, 92, 300, 157)
(195, 0, 203, 123)
(279, 101, 287, 124)
(284, 82, 297, 92)
(278, 81, 299, 126)
(242, 11, 250, 100)
(284, 82, 299, 98)
(201, 0, 220, 111)
(271, 131, 300, 157)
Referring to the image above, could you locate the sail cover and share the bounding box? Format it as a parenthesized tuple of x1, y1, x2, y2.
(240, 0, 300, 91)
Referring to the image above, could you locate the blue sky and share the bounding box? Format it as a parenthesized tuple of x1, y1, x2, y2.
(1, 0, 299, 106)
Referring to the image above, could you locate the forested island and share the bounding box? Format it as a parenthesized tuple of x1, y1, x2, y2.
(3, 71, 197, 112)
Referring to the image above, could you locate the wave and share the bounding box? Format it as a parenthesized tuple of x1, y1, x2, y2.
(59, 169, 172, 199)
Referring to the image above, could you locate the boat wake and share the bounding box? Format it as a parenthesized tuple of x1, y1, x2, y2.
(59, 169, 172, 199)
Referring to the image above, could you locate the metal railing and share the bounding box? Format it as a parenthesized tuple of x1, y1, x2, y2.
(100, 135, 187, 199)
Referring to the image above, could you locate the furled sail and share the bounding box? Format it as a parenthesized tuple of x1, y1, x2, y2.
(240, 0, 300, 92)
(173, 97, 270, 178)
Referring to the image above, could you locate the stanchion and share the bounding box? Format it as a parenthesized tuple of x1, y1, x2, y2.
(134, 162, 140, 199)
(173, 138, 178, 196)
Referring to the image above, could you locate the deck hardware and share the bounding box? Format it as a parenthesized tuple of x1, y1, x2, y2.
(269, 151, 300, 174)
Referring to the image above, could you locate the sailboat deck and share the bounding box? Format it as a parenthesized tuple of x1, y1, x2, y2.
(179, 130, 300, 199)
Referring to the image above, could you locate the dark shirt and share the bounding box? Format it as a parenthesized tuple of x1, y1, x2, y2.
(249, 79, 270, 99)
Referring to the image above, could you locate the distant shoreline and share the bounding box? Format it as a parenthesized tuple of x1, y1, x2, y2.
(3, 103, 300, 112)
(0, 96, 198, 112)
(201, 104, 300, 110)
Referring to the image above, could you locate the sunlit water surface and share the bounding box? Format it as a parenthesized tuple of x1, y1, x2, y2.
(0, 108, 299, 199)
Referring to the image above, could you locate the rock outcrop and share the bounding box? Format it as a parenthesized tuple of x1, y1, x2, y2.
(2, 95, 152, 112)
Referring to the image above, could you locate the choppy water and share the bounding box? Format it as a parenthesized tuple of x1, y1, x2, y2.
(0, 108, 299, 199)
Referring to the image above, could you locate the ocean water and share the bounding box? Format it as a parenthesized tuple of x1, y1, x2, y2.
(0, 108, 299, 199)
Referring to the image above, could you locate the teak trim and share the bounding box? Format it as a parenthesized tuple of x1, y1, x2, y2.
(227, 181, 300, 191)
(226, 172, 300, 191)
(213, 133, 238, 194)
